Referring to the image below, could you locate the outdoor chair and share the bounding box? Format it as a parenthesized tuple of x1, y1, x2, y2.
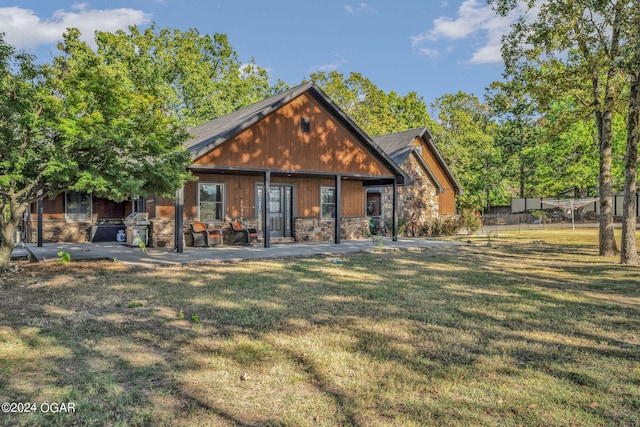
(190, 222, 223, 247)
(229, 220, 259, 245)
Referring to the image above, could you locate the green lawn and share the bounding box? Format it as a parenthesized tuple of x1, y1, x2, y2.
(1, 229, 638, 426)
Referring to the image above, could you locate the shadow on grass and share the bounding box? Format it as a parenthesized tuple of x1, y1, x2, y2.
(0, 240, 639, 426)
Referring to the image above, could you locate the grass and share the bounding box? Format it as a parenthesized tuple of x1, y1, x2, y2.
(0, 228, 638, 426)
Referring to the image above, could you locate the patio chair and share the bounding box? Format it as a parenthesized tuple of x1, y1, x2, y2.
(229, 220, 259, 245)
(190, 222, 223, 247)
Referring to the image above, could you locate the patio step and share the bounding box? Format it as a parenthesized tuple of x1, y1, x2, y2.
(257, 237, 295, 244)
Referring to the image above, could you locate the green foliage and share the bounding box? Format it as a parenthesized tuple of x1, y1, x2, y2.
(98, 25, 277, 128)
(138, 238, 148, 254)
(430, 92, 503, 211)
(425, 216, 462, 236)
(56, 251, 71, 264)
(310, 70, 430, 136)
(486, 78, 540, 198)
(459, 209, 482, 234)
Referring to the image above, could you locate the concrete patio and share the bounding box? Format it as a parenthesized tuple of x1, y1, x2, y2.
(12, 238, 461, 268)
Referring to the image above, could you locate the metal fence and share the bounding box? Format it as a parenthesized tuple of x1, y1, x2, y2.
(511, 195, 640, 216)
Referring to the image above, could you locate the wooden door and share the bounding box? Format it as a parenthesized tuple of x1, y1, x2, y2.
(256, 185, 293, 238)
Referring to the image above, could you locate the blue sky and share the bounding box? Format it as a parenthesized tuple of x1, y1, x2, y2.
(0, 0, 525, 105)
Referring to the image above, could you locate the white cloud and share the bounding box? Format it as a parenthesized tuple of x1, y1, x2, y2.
(0, 4, 151, 49)
(418, 48, 441, 59)
(428, 0, 495, 41)
(309, 60, 348, 73)
(411, 0, 531, 65)
(344, 3, 377, 14)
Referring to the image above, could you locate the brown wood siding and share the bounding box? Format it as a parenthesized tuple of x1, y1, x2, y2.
(146, 198, 157, 218)
(155, 174, 366, 220)
(437, 190, 456, 215)
(37, 194, 127, 219)
(413, 137, 457, 215)
(193, 93, 393, 178)
(42, 195, 64, 219)
(94, 197, 127, 218)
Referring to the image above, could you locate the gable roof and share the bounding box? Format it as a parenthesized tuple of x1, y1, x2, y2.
(185, 81, 409, 184)
(373, 127, 463, 194)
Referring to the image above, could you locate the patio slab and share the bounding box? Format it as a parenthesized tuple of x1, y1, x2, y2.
(18, 238, 460, 268)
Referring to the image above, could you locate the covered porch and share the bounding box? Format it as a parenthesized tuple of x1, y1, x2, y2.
(166, 166, 402, 252)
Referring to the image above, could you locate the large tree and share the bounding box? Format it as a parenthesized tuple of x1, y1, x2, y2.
(430, 92, 503, 211)
(620, 4, 640, 265)
(491, 0, 627, 256)
(0, 30, 191, 270)
(486, 78, 539, 198)
(97, 25, 277, 128)
(526, 95, 627, 199)
(310, 70, 430, 136)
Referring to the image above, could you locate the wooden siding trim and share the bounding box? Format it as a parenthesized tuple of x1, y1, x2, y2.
(188, 165, 394, 180)
(192, 93, 397, 178)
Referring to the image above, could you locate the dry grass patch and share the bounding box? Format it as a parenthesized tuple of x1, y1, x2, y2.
(0, 229, 638, 425)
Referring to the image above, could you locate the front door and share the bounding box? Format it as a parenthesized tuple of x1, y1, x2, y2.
(256, 185, 293, 238)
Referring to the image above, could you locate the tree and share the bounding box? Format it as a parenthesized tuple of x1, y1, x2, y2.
(531, 99, 600, 197)
(620, 69, 639, 264)
(310, 71, 430, 136)
(430, 92, 503, 211)
(491, 0, 627, 256)
(486, 78, 540, 198)
(0, 30, 191, 270)
(97, 25, 277, 128)
(620, 4, 640, 264)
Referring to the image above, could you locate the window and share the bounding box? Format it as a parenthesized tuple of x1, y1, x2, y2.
(65, 191, 92, 220)
(301, 117, 311, 134)
(320, 186, 335, 218)
(199, 183, 225, 221)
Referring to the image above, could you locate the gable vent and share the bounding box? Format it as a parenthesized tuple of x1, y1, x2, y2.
(301, 117, 311, 134)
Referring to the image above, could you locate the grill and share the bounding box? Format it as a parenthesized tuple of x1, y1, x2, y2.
(124, 212, 150, 247)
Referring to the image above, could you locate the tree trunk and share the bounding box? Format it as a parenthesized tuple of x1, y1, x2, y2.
(519, 130, 525, 198)
(621, 69, 640, 265)
(599, 110, 618, 256)
(597, 3, 622, 257)
(0, 197, 27, 271)
(0, 221, 17, 271)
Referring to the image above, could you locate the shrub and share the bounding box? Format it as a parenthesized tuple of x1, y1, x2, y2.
(460, 209, 482, 234)
(426, 217, 459, 236)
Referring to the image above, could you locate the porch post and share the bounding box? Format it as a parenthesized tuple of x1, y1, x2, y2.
(175, 187, 184, 253)
(392, 178, 398, 241)
(264, 170, 271, 248)
(334, 175, 342, 244)
(37, 197, 43, 247)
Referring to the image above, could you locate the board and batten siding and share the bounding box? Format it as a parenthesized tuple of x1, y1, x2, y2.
(411, 137, 457, 215)
(154, 175, 366, 220)
(192, 93, 393, 178)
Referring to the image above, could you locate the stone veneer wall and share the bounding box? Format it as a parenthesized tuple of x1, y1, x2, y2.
(149, 218, 261, 248)
(382, 152, 439, 236)
(28, 219, 92, 243)
(149, 219, 176, 248)
(294, 217, 370, 242)
(28, 218, 126, 243)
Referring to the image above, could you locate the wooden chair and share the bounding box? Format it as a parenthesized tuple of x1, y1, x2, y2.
(229, 220, 259, 245)
(190, 221, 223, 247)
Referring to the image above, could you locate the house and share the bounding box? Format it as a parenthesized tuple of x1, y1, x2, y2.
(29, 82, 409, 247)
(372, 127, 463, 233)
